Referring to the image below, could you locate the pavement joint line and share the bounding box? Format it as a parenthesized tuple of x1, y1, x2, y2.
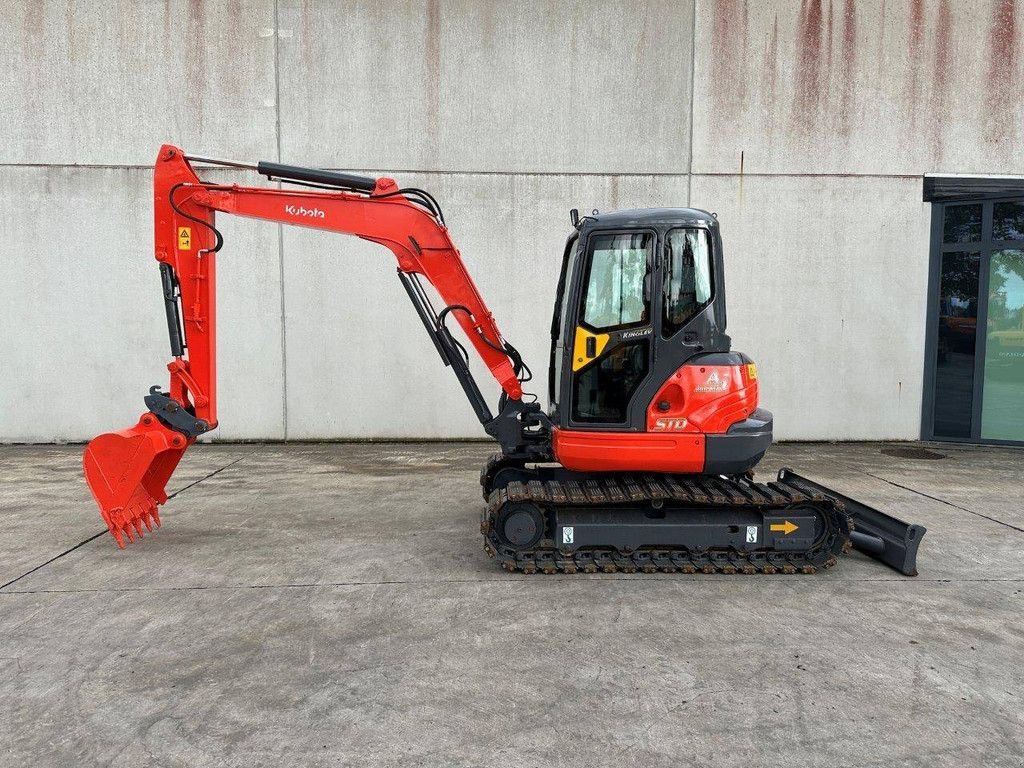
(0, 457, 246, 592)
(165, 456, 245, 500)
(862, 470, 1024, 534)
(0, 531, 109, 592)
(1, 576, 1018, 596)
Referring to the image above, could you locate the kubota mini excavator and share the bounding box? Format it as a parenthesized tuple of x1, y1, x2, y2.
(83, 146, 925, 575)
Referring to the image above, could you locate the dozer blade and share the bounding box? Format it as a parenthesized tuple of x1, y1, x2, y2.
(83, 414, 190, 547)
(778, 468, 925, 576)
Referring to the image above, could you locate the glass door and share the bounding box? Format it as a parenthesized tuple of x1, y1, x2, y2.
(980, 248, 1024, 439)
(570, 231, 653, 427)
(927, 200, 1024, 443)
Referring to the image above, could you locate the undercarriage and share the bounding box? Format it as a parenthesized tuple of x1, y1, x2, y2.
(481, 456, 923, 575)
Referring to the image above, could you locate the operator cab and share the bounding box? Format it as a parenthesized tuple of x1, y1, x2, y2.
(548, 208, 732, 431)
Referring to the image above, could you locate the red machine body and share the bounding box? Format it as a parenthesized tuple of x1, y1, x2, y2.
(554, 362, 760, 473)
(83, 146, 766, 547)
(80, 144, 926, 579)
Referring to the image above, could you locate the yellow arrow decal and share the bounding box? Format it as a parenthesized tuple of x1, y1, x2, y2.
(769, 520, 799, 535)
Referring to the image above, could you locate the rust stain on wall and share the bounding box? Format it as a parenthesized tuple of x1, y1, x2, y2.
(764, 12, 780, 132)
(932, 0, 953, 157)
(24, 1, 44, 40)
(905, 0, 925, 131)
(838, 0, 857, 136)
(711, 0, 750, 115)
(162, 0, 173, 39)
(161, 0, 172, 38)
(909, 0, 925, 47)
(826, 0, 834, 67)
(711, 0, 1019, 161)
(21, 1, 45, 100)
(793, 0, 824, 133)
(986, 0, 1019, 143)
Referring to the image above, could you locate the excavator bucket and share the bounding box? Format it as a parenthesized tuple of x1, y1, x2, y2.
(83, 414, 189, 547)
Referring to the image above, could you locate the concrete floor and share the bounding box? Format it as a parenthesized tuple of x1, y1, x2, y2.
(0, 441, 1021, 767)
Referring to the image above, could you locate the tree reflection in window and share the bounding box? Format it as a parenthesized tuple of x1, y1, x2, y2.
(943, 204, 982, 243)
(994, 202, 1024, 241)
(663, 228, 713, 337)
(581, 233, 651, 331)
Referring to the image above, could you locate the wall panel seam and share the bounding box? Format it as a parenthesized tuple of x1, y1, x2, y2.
(274, 0, 288, 440)
(0, 164, 923, 181)
(686, 0, 696, 206)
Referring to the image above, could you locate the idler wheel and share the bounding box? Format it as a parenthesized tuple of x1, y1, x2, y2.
(496, 503, 545, 549)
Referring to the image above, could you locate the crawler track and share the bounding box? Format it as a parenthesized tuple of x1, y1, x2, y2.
(480, 456, 853, 575)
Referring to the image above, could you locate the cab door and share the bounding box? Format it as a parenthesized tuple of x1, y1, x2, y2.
(564, 230, 656, 431)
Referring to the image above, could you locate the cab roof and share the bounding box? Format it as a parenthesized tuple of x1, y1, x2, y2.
(582, 207, 717, 229)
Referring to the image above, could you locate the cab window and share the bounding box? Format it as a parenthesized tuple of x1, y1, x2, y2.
(581, 233, 652, 330)
(550, 238, 580, 409)
(663, 228, 713, 337)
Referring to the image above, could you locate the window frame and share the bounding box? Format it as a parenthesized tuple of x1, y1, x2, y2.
(549, 234, 580, 412)
(563, 226, 658, 431)
(577, 229, 655, 333)
(661, 226, 715, 339)
(922, 195, 1024, 446)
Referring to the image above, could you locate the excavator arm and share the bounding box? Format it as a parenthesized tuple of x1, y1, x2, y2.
(84, 145, 546, 546)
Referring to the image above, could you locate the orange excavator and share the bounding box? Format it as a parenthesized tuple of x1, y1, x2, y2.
(83, 146, 924, 575)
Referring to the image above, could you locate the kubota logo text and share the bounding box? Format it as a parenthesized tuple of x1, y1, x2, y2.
(695, 371, 729, 393)
(285, 205, 325, 219)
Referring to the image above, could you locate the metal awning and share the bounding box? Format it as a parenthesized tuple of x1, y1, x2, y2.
(923, 173, 1024, 202)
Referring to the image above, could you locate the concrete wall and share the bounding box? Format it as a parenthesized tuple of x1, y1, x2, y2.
(1, 0, 1022, 442)
(690, 0, 1024, 439)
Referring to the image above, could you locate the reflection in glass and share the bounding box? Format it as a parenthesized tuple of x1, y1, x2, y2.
(573, 340, 650, 423)
(981, 249, 1024, 440)
(993, 201, 1024, 241)
(933, 251, 979, 438)
(582, 233, 651, 330)
(943, 204, 982, 243)
(663, 228, 713, 337)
